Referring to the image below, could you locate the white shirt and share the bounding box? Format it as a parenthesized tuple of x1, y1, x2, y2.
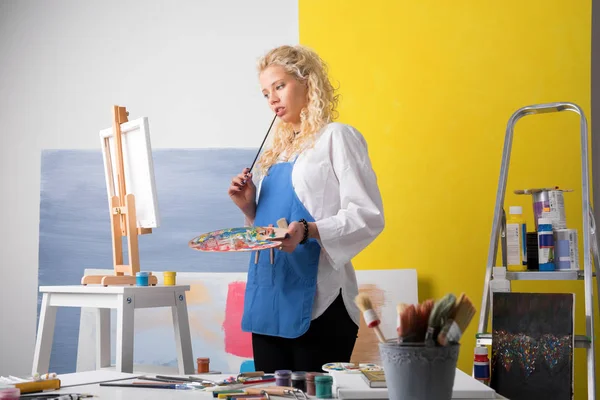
(252, 122, 385, 327)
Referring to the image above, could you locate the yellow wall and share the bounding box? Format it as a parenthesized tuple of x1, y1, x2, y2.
(299, 1, 597, 398)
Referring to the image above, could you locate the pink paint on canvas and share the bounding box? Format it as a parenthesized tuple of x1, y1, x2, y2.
(223, 281, 253, 357)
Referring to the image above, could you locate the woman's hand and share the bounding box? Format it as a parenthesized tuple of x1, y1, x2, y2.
(228, 168, 257, 219)
(274, 221, 304, 253)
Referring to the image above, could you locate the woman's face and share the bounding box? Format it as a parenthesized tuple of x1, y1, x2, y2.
(260, 65, 308, 130)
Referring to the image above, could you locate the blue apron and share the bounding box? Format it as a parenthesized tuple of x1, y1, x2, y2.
(241, 161, 321, 338)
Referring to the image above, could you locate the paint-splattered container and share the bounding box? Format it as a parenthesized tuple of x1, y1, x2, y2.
(515, 188, 569, 230)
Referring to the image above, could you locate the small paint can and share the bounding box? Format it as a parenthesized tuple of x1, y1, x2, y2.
(197, 357, 210, 373)
(0, 388, 20, 400)
(136, 271, 149, 286)
(291, 371, 307, 392)
(163, 271, 177, 286)
(305, 372, 323, 396)
(531, 189, 567, 230)
(275, 370, 292, 387)
(555, 229, 579, 270)
(315, 374, 333, 398)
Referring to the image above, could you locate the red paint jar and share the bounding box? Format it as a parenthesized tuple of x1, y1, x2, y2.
(197, 357, 210, 373)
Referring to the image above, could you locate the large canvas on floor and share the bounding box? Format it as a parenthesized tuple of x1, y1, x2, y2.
(491, 292, 574, 400)
(39, 149, 416, 374)
(76, 268, 417, 374)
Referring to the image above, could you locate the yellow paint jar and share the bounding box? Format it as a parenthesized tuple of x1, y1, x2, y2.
(163, 271, 176, 286)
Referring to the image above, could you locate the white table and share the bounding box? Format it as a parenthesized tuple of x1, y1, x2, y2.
(37, 370, 508, 400)
(33, 285, 195, 375)
(332, 368, 504, 400)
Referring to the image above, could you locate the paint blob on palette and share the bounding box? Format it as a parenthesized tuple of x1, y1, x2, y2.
(189, 226, 286, 252)
(322, 362, 382, 373)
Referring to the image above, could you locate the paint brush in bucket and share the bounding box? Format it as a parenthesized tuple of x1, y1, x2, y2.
(424, 293, 456, 346)
(397, 303, 417, 343)
(437, 293, 476, 346)
(355, 293, 386, 343)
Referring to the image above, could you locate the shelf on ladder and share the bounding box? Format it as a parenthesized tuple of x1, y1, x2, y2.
(475, 333, 592, 348)
(505, 270, 595, 281)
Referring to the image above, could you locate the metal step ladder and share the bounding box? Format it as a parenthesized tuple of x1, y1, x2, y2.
(475, 102, 600, 400)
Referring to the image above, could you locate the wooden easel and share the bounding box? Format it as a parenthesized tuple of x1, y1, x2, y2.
(82, 105, 157, 286)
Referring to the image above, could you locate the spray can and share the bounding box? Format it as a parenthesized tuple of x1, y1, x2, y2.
(506, 206, 527, 271)
(537, 218, 555, 271)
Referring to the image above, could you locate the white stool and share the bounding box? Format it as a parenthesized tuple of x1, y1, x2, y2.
(32, 285, 195, 375)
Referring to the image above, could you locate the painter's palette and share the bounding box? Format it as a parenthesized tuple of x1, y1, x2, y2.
(189, 226, 286, 252)
(322, 362, 382, 373)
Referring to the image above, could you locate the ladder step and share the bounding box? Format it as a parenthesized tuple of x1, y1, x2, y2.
(504, 270, 591, 281)
(475, 333, 591, 348)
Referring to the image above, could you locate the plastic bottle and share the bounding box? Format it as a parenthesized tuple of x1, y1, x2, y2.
(473, 346, 490, 386)
(490, 267, 511, 316)
(506, 206, 527, 271)
(537, 217, 555, 271)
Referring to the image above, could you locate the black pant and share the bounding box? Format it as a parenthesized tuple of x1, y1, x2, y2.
(251, 291, 359, 373)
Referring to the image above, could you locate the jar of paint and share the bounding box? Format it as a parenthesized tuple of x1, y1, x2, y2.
(305, 372, 323, 396)
(275, 370, 292, 387)
(315, 374, 333, 398)
(291, 371, 307, 392)
(163, 271, 176, 286)
(197, 357, 210, 373)
(136, 271, 149, 286)
(0, 387, 20, 400)
(473, 346, 490, 386)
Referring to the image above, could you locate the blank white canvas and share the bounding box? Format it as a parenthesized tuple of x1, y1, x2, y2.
(99, 117, 160, 228)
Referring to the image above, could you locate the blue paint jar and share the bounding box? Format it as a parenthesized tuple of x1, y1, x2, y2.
(136, 271, 149, 286)
(315, 374, 333, 398)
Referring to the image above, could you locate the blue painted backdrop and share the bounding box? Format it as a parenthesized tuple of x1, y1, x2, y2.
(38, 148, 256, 373)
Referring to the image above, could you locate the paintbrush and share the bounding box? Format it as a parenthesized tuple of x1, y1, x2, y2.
(414, 299, 435, 342)
(424, 293, 456, 345)
(355, 293, 386, 343)
(397, 303, 417, 343)
(396, 302, 409, 342)
(248, 114, 277, 174)
(437, 293, 476, 346)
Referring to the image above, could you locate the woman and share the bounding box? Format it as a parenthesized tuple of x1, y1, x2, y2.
(228, 45, 384, 373)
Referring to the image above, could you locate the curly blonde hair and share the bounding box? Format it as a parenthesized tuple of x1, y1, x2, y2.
(256, 45, 339, 175)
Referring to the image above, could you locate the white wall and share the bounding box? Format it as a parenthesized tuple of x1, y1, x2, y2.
(0, 0, 298, 375)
